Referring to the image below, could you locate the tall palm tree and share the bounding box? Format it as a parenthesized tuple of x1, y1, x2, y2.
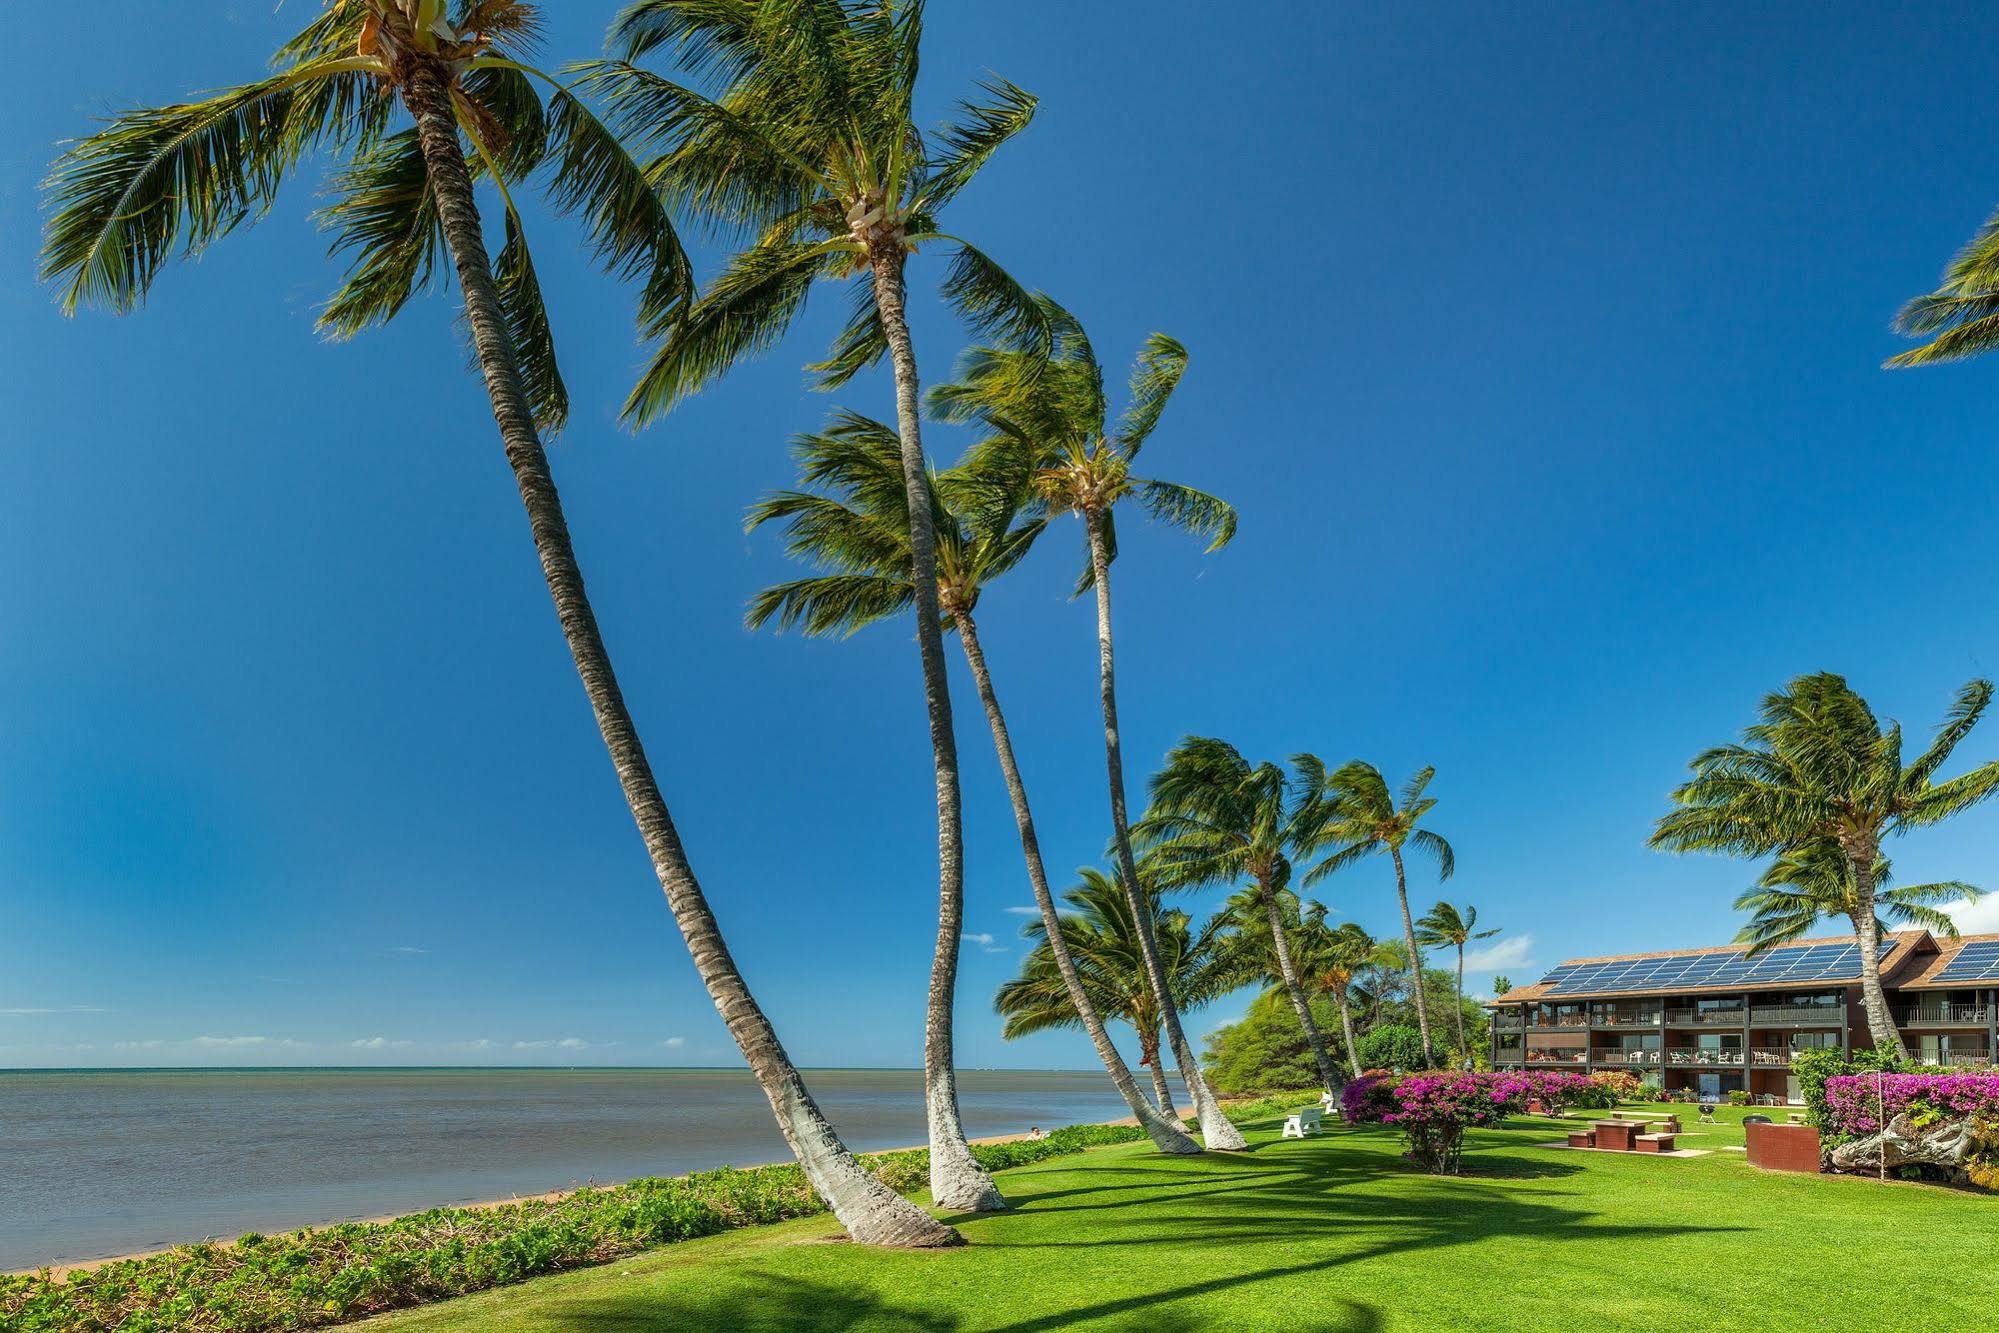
(40, 1, 953, 1247)
(1300, 761, 1456, 1066)
(1292, 914, 1396, 1079)
(1651, 673, 1999, 1057)
(1885, 203, 1999, 366)
(930, 308, 1246, 1149)
(1736, 843, 1977, 958)
(744, 416, 1199, 1152)
(1136, 739, 1343, 1095)
(595, 0, 1052, 1212)
(996, 868, 1231, 1116)
(1415, 902, 1498, 1063)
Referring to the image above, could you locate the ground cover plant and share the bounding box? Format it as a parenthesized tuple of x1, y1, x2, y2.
(0, 1100, 1310, 1333)
(358, 1100, 1999, 1332)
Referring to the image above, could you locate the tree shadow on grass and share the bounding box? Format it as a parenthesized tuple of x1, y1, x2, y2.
(548, 1272, 958, 1332)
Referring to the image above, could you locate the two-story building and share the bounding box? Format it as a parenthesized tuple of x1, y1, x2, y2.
(1487, 930, 1999, 1103)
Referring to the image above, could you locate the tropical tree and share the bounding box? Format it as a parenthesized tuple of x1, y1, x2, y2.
(1651, 673, 1999, 1056)
(1736, 843, 1978, 959)
(1492, 975, 1514, 996)
(594, 0, 1052, 1212)
(40, 1, 953, 1247)
(1301, 761, 1456, 1065)
(1415, 902, 1498, 1063)
(1136, 739, 1343, 1095)
(744, 415, 1198, 1152)
(995, 868, 1231, 1116)
(930, 307, 1245, 1149)
(1293, 914, 1397, 1079)
(1885, 203, 1999, 367)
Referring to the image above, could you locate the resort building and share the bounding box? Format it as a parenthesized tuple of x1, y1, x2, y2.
(1488, 931, 1999, 1103)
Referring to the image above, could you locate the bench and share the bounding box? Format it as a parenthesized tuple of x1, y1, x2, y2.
(1634, 1133, 1676, 1153)
(1566, 1131, 1595, 1149)
(1282, 1108, 1324, 1139)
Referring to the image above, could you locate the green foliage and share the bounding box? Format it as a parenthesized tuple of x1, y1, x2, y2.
(1727, 1090, 1752, 1107)
(1203, 989, 1346, 1094)
(1791, 1046, 1920, 1139)
(1356, 1024, 1428, 1072)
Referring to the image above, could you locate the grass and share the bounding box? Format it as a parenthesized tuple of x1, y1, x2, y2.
(360, 1103, 1999, 1332)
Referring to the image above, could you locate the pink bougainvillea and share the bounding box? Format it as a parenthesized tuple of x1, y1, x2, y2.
(1823, 1072, 1999, 1136)
(1343, 1069, 1591, 1172)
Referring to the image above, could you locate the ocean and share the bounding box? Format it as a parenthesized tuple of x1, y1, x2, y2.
(0, 1067, 1142, 1271)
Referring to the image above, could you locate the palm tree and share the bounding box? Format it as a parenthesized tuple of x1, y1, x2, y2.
(1651, 673, 1999, 1056)
(595, 0, 1052, 1213)
(1736, 842, 1977, 959)
(1293, 915, 1397, 1079)
(996, 868, 1231, 1116)
(1301, 762, 1456, 1065)
(1415, 902, 1498, 1063)
(929, 308, 1245, 1149)
(1885, 204, 1999, 366)
(40, 1, 953, 1249)
(1136, 739, 1343, 1095)
(744, 416, 1198, 1153)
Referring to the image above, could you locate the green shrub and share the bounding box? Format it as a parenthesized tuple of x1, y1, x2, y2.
(1355, 1025, 1427, 1073)
(1727, 1090, 1751, 1107)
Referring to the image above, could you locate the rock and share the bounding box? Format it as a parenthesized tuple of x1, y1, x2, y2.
(1827, 1113, 1974, 1176)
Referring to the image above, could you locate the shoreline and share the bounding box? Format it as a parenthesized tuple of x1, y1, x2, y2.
(13, 1104, 1194, 1281)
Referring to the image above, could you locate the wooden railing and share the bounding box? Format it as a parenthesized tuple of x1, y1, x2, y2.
(1591, 1011, 1663, 1028)
(1524, 1049, 1587, 1065)
(1896, 1004, 1991, 1026)
(1748, 1005, 1843, 1025)
(1664, 1009, 1745, 1026)
(1666, 1048, 1744, 1066)
(1590, 1049, 1660, 1066)
(1531, 1014, 1589, 1029)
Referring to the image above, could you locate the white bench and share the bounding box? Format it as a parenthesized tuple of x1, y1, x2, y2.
(1282, 1107, 1324, 1139)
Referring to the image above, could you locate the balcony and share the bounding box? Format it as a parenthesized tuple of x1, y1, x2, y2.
(1666, 1048, 1745, 1066)
(1494, 1054, 1526, 1066)
(1590, 1049, 1660, 1066)
(1493, 1012, 1526, 1030)
(1524, 1049, 1588, 1065)
(1749, 1048, 1795, 1067)
(1914, 1048, 1992, 1068)
(1531, 1014, 1589, 1029)
(1665, 1008, 1746, 1027)
(1896, 1004, 1991, 1027)
(1591, 1011, 1663, 1028)
(1748, 1005, 1843, 1026)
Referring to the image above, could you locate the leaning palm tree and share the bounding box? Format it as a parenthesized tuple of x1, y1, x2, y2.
(40, 1, 952, 1248)
(744, 415, 1197, 1152)
(1136, 739, 1343, 1095)
(1293, 914, 1396, 1079)
(594, 0, 1052, 1212)
(1886, 203, 1999, 366)
(1415, 902, 1499, 1063)
(1652, 674, 1999, 1055)
(996, 868, 1231, 1116)
(1736, 842, 1977, 959)
(930, 307, 1245, 1149)
(1300, 761, 1456, 1066)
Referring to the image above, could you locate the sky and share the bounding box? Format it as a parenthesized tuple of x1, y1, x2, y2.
(4, 2, 1999, 1071)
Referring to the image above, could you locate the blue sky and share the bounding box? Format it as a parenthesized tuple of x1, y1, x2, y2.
(5, 2, 1999, 1070)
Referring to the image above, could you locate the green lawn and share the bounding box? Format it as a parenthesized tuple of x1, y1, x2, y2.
(363, 1103, 1999, 1332)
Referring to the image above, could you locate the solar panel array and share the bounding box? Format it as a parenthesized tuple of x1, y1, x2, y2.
(1536, 941, 1898, 997)
(1933, 940, 1999, 984)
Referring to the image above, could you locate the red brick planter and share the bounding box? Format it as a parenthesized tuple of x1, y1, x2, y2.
(1745, 1120, 1822, 1173)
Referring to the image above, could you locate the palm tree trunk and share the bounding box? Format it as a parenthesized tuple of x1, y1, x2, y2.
(1846, 838, 1907, 1057)
(402, 71, 955, 1248)
(1390, 846, 1434, 1065)
(1257, 880, 1340, 1095)
(1335, 988, 1363, 1079)
(1138, 1022, 1175, 1115)
(1453, 946, 1469, 1064)
(865, 246, 1003, 1212)
(1082, 510, 1246, 1150)
(953, 613, 1198, 1153)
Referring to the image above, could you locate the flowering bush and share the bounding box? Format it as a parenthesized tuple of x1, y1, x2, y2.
(1347, 1070, 1590, 1172)
(1822, 1072, 1999, 1137)
(1587, 1070, 1646, 1104)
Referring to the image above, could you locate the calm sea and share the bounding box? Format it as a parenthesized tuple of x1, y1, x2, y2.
(0, 1067, 1140, 1271)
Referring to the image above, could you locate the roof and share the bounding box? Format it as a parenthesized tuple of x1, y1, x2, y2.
(1892, 934, 1999, 991)
(1485, 931, 1940, 1007)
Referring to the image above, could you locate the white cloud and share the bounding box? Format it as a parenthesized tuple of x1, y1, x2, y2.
(662, 1036, 686, 1049)
(387, 946, 429, 956)
(467, 1038, 499, 1051)
(1002, 906, 1040, 917)
(191, 1035, 268, 1047)
(983, 945, 1008, 955)
(513, 1037, 606, 1051)
(350, 1037, 414, 1051)
(113, 1040, 165, 1051)
(557, 1037, 590, 1051)
(1945, 897, 1999, 935)
(1460, 935, 1537, 973)
(962, 932, 996, 947)
(0, 1005, 106, 1017)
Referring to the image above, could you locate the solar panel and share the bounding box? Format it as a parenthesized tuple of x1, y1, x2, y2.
(1933, 940, 1999, 984)
(1540, 941, 1897, 996)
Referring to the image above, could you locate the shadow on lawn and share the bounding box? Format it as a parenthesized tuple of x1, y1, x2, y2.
(549, 1273, 956, 1331)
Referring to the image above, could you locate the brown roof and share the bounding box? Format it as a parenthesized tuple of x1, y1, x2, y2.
(1484, 930, 1939, 1007)
(1892, 933, 1999, 991)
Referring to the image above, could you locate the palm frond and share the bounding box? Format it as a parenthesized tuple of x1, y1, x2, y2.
(916, 76, 1037, 211)
(316, 129, 443, 337)
(1134, 479, 1237, 552)
(1114, 333, 1188, 455)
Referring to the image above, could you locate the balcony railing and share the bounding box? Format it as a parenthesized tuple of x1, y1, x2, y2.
(1590, 1049, 1661, 1066)
(1749, 1005, 1843, 1026)
(1665, 1008, 1746, 1027)
(1591, 1011, 1663, 1028)
(1897, 1004, 1991, 1027)
(1749, 1048, 1795, 1066)
(1524, 1049, 1588, 1065)
(1666, 1048, 1745, 1066)
(1914, 1048, 1992, 1067)
(1531, 1014, 1589, 1029)
(1493, 1012, 1526, 1030)
(1495, 1054, 1526, 1066)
